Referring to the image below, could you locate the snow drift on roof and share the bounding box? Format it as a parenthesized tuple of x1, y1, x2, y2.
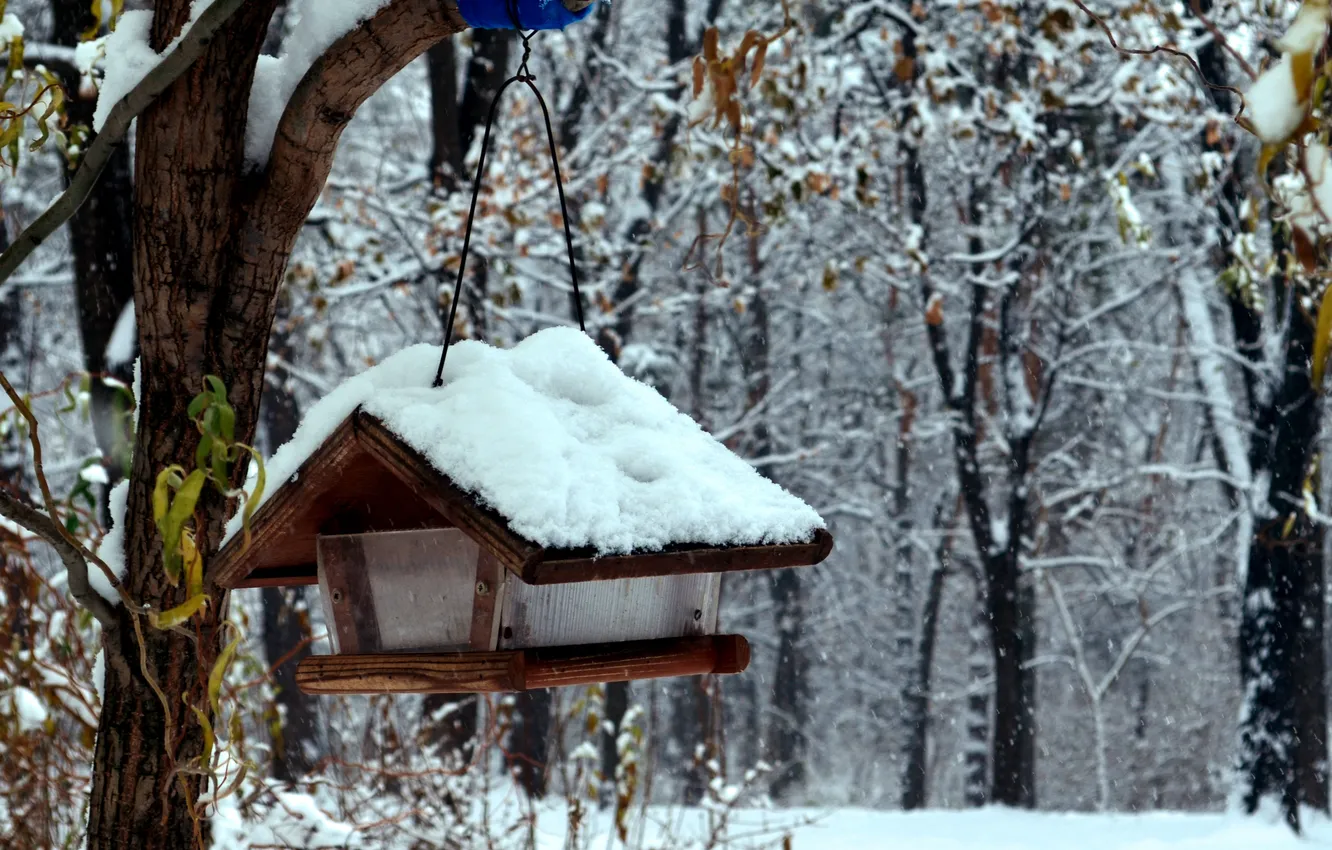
(233, 328, 823, 555)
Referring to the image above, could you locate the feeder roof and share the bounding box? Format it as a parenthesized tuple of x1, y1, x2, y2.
(213, 329, 828, 590)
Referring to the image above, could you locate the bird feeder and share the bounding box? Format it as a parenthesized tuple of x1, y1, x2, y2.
(210, 329, 832, 696)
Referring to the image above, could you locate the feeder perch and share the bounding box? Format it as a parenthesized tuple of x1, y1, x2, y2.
(210, 330, 833, 695)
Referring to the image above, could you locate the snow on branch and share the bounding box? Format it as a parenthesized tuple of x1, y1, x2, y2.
(229, 0, 469, 325)
(0, 0, 249, 288)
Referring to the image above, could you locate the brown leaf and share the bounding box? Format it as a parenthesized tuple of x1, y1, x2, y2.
(751, 41, 768, 88)
(1294, 227, 1320, 276)
(738, 30, 760, 63)
(925, 294, 944, 326)
(725, 99, 741, 130)
(893, 56, 915, 83)
(703, 27, 719, 62)
(693, 56, 706, 97)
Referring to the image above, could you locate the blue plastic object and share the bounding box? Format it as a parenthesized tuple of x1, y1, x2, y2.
(457, 0, 596, 30)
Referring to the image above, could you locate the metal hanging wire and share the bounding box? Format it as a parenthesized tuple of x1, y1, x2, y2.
(433, 3, 586, 388)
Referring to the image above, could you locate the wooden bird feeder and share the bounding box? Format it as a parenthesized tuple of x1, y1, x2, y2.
(210, 333, 833, 696)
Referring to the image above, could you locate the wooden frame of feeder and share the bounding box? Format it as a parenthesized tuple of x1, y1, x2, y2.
(209, 409, 833, 695)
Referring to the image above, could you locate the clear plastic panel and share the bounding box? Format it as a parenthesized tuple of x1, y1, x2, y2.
(318, 528, 480, 654)
(498, 572, 721, 650)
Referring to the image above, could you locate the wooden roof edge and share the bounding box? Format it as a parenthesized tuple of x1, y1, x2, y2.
(521, 527, 835, 585)
(208, 416, 363, 591)
(352, 410, 544, 575)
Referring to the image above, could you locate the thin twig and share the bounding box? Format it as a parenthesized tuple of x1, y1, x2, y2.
(0, 370, 119, 626)
(0, 0, 250, 286)
(1070, 0, 1249, 120)
(1189, 0, 1257, 81)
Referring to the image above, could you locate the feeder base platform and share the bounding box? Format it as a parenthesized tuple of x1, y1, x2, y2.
(295, 634, 750, 695)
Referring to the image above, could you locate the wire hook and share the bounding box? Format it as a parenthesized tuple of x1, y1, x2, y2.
(431, 8, 587, 388)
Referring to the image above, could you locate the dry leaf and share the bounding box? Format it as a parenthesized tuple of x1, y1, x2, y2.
(925, 294, 944, 326)
(751, 41, 768, 89)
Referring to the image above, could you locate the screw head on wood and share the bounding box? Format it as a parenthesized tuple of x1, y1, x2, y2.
(476, 581, 490, 596)
(331, 589, 344, 604)
(693, 609, 703, 621)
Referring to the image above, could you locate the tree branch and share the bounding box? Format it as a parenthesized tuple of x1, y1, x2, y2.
(226, 0, 469, 339)
(0, 0, 250, 287)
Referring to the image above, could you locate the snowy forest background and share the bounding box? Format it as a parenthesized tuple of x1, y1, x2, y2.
(2, 0, 1329, 846)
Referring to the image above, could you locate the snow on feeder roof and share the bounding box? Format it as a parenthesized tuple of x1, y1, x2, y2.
(212, 327, 830, 592)
(211, 329, 831, 696)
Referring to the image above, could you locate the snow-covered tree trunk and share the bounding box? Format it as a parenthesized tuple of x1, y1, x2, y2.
(1237, 246, 1323, 830)
(901, 539, 948, 809)
(963, 577, 990, 808)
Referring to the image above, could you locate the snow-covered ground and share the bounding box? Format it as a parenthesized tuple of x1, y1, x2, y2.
(523, 805, 1332, 850)
(211, 783, 1332, 850)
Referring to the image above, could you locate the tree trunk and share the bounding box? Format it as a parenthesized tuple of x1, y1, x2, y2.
(86, 4, 279, 844)
(901, 554, 947, 809)
(0, 216, 30, 650)
(1295, 516, 1328, 811)
(963, 576, 990, 807)
(766, 566, 806, 801)
(1238, 248, 1324, 829)
(1018, 581, 1037, 804)
(426, 39, 462, 187)
(508, 690, 552, 798)
(600, 679, 629, 801)
(77, 0, 469, 843)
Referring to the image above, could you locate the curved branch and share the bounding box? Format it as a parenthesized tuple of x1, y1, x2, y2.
(252, 0, 468, 228)
(0, 0, 250, 287)
(225, 0, 469, 339)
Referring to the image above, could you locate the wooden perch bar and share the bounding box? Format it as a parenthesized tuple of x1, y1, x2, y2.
(295, 634, 750, 695)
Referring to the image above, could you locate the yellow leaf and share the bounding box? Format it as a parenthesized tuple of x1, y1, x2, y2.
(188, 700, 214, 767)
(181, 530, 203, 597)
(1312, 283, 1332, 391)
(209, 631, 241, 717)
(152, 466, 180, 527)
(150, 593, 208, 629)
(1278, 0, 1331, 57)
(1256, 143, 1281, 189)
(1291, 48, 1318, 101)
(239, 446, 266, 550)
(161, 469, 206, 583)
(81, 0, 102, 40)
